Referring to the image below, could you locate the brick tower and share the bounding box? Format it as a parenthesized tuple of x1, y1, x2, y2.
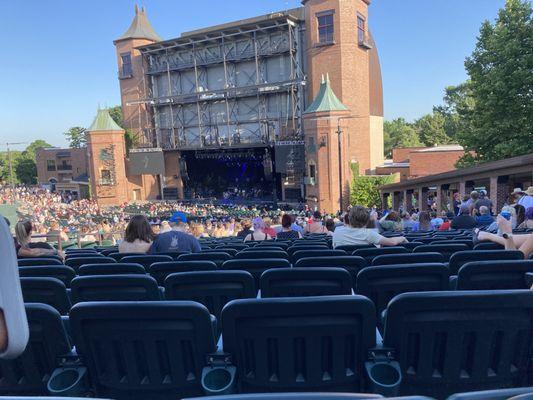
(86, 109, 129, 206)
(114, 5, 162, 141)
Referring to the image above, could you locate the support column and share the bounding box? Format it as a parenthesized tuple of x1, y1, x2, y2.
(381, 192, 390, 210)
(404, 190, 414, 212)
(392, 191, 402, 211)
(490, 175, 509, 213)
(435, 185, 442, 213)
(458, 181, 466, 198)
(418, 187, 429, 211)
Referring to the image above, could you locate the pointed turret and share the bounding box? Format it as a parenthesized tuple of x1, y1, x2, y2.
(114, 5, 162, 43)
(88, 109, 124, 132)
(304, 73, 348, 114)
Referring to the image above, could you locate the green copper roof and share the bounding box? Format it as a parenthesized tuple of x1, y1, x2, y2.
(88, 109, 124, 132)
(304, 74, 349, 114)
(115, 5, 162, 42)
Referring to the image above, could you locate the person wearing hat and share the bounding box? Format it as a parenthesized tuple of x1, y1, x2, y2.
(150, 211, 201, 253)
(518, 186, 533, 210)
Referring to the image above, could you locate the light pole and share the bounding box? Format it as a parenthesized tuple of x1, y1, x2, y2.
(1, 142, 27, 189)
(336, 116, 364, 213)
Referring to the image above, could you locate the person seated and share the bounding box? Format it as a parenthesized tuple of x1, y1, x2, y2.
(475, 205, 495, 227)
(237, 219, 253, 238)
(401, 212, 416, 230)
(379, 211, 402, 232)
(46, 220, 69, 244)
(486, 205, 517, 232)
(276, 214, 302, 240)
(244, 217, 272, 242)
(438, 211, 456, 231)
(150, 212, 201, 253)
(412, 211, 433, 232)
(430, 211, 444, 229)
(450, 205, 477, 230)
(517, 207, 533, 229)
(325, 218, 336, 235)
(304, 211, 328, 234)
(333, 206, 408, 248)
(15, 220, 60, 258)
(118, 215, 154, 254)
(263, 218, 277, 238)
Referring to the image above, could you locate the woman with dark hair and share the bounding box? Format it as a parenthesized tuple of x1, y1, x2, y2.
(276, 214, 302, 240)
(513, 204, 526, 227)
(413, 211, 432, 232)
(15, 220, 58, 258)
(118, 215, 155, 253)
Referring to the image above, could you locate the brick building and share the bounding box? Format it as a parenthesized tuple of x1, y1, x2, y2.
(36, 147, 90, 198)
(375, 145, 465, 182)
(89, 0, 384, 211)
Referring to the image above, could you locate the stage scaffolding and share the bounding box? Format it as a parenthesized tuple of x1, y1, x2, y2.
(135, 12, 306, 151)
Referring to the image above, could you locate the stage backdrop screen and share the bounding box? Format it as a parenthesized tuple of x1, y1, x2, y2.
(274, 142, 305, 174)
(128, 149, 165, 175)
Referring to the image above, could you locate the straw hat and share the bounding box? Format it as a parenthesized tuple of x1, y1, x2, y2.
(512, 187, 524, 194)
(525, 186, 533, 196)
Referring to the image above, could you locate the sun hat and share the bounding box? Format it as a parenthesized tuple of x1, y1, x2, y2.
(524, 186, 533, 196)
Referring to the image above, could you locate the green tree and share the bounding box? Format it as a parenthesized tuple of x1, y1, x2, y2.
(107, 106, 124, 127)
(383, 118, 422, 158)
(24, 140, 52, 159)
(15, 156, 37, 184)
(64, 127, 87, 148)
(433, 83, 475, 140)
(456, 0, 533, 165)
(350, 175, 396, 208)
(413, 113, 450, 146)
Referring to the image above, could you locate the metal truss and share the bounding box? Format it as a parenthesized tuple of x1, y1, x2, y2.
(137, 18, 305, 150)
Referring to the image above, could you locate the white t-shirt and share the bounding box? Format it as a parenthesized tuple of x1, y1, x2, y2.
(518, 195, 533, 210)
(332, 226, 384, 248)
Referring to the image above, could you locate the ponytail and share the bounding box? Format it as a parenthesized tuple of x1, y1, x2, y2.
(15, 221, 32, 247)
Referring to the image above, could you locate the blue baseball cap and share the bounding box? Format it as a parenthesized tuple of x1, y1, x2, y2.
(169, 211, 187, 224)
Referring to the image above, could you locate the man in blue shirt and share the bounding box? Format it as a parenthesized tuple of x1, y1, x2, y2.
(475, 206, 495, 228)
(150, 212, 201, 253)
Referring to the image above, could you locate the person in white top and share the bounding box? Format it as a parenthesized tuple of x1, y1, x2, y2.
(333, 206, 408, 248)
(118, 215, 155, 254)
(518, 187, 533, 210)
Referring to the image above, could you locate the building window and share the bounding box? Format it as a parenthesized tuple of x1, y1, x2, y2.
(121, 53, 132, 77)
(100, 169, 112, 185)
(58, 160, 72, 171)
(47, 160, 56, 171)
(357, 15, 366, 44)
(317, 13, 334, 44)
(309, 164, 316, 179)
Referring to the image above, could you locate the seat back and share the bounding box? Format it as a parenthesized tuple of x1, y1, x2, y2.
(353, 247, 408, 263)
(294, 256, 368, 288)
(413, 244, 470, 261)
(120, 255, 173, 269)
(449, 250, 524, 275)
(108, 252, 145, 261)
(20, 277, 71, 315)
(164, 271, 255, 320)
(473, 242, 505, 251)
(70, 301, 216, 398)
(447, 387, 533, 400)
(18, 265, 76, 287)
(287, 244, 329, 256)
(355, 264, 449, 322)
(222, 296, 376, 392)
(260, 267, 352, 298)
(221, 258, 291, 287)
(78, 262, 146, 276)
(335, 244, 376, 252)
(71, 275, 161, 303)
(457, 260, 533, 290)
(236, 250, 289, 260)
(178, 252, 232, 266)
(0, 304, 71, 394)
(372, 252, 445, 266)
(383, 290, 533, 398)
(17, 257, 63, 266)
(65, 256, 116, 272)
(291, 249, 346, 264)
(149, 260, 217, 285)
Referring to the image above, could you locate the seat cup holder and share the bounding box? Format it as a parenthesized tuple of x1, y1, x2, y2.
(201, 365, 236, 395)
(47, 366, 88, 397)
(365, 360, 402, 397)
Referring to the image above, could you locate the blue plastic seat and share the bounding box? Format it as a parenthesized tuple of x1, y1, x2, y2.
(120, 255, 173, 269)
(236, 249, 289, 260)
(18, 265, 76, 287)
(294, 256, 368, 288)
(413, 244, 470, 261)
(20, 277, 71, 315)
(448, 250, 525, 275)
(149, 260, 218, 285)
(221, 296, 376, 393)
(164, 270, 255, 320)
(335, 244, 376, 252)
(18, 257, 63, 266)
(0, 304, 72, 394)
(178, 252, 232, 266)
(353, 247, 408, 263)
(78, 262, 146, 276)
(186, 393, 386, 400)
(108, 251, 145, 261)
(372, 252, 445, 266)
(473, 242, 505, 251)
(456, 260, 533, 290)
(260, 267, 352, 297)
(64, 256, 116, 272)
(355, 264, 449, 324)
(287, 244, 329, 256)
(70, 301, 216, 399)
(151, 250, 191, 259)
(383, 290, 533, 398)
(291, 249, 347, 264)
(221, 258, 291, 287)
(71, 275, 161, 303)
(447, 387, 533, 400)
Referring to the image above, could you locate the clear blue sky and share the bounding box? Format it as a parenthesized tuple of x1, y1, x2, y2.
(0, 0, 505, 149)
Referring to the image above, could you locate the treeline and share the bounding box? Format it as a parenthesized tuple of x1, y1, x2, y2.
(385, 0, 532, 168)
(0, 140, 52, 185)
